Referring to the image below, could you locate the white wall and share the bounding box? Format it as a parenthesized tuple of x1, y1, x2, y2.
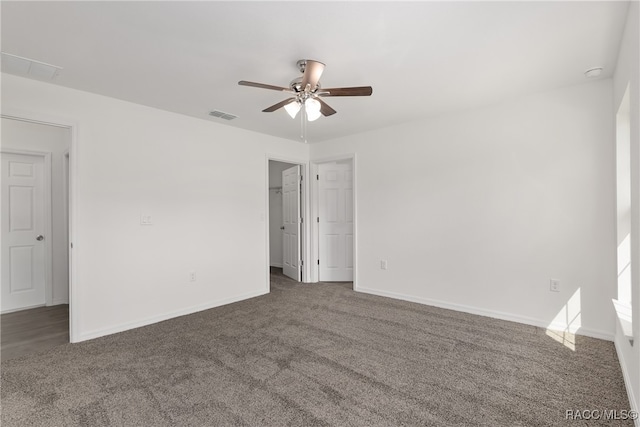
(0, 72, 621, 344)
(1, 73, 308, 342)
(1, 118, 71, 306)
(268, 160, 296, 267)
(311, 79, 616, 340)
(613, 1, 640, 414)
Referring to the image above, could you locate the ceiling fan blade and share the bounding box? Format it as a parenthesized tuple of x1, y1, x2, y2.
(238, 80, 291, 92)
(317, 98, 337, 117)
(300, 60, 325, 91)
(321, 86, 373, 97)
(262, 97, 297, 112)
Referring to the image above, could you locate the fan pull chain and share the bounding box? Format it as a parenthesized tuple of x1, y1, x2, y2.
(301, 103, 308, 143)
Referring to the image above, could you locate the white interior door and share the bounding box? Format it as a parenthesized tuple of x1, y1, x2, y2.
(282, 165, 301, 281)
(319, 162, 353, 282)
(1, 152, 47, 312)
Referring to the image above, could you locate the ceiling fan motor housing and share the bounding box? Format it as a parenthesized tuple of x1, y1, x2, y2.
(290, 77, 321, 95)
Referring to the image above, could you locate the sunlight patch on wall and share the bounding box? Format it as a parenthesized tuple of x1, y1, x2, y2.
(618, 233, 632, 302)
(613, 233, 633, 344)
(546, 288, 581, 351)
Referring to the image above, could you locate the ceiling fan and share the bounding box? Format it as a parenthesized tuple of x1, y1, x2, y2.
(238, 59, 373, 122)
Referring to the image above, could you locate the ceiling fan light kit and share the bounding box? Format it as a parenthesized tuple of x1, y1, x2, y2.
(305, 98, 322, 121)
(284, 101, 301, 119)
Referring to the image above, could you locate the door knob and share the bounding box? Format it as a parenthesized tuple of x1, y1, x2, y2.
(280, 226, 285, 230)
(36, 235, 44, 241)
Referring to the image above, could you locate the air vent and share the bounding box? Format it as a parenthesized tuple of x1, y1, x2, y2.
(209, 110, 238, 121)
(1, 52, 62, 80)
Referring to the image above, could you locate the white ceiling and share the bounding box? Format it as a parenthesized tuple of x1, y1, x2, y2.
(1, 1, 629, 143)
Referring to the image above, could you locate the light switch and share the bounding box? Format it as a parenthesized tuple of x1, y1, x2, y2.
(140, 215, 153, 225)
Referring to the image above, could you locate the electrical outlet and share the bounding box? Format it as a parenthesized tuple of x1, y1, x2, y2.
(189, 271, 196, 282)
(380, 260, 388, 270)
(140, 215, 153, 225)
(550, 279, 560, 292)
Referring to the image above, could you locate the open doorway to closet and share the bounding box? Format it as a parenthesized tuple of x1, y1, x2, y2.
(1, 117, 72, 361)
(268, 160, 305, 283)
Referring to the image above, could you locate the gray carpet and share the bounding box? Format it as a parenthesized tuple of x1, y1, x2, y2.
(1, 272, 633, 426)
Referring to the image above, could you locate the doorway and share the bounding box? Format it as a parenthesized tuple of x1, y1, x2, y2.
(266, 155, 356, 288)
(1, 116, 73, 356)
(268, 159, 306, 283)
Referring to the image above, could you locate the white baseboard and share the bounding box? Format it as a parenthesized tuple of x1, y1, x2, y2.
(75, 289, 268, 343)
(270, 263, 283, 268)
(356, 286, 613, 341)
(614, 335, 639, 426)
(1, 303, 46, 314)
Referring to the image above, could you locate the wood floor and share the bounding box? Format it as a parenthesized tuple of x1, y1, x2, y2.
(1, 305, 69, 362)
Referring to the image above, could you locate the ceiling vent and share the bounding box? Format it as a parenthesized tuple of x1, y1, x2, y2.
(1, 52, 62, 80)
(209, 110, 238, 121)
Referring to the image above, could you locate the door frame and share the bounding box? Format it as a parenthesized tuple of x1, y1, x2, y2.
(265, 154, 310, 287)
(311, 154, 357, 289)
(61, 150, 70, 305)
(1, 149, 52, 310)
(1, 109, 78, 343)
